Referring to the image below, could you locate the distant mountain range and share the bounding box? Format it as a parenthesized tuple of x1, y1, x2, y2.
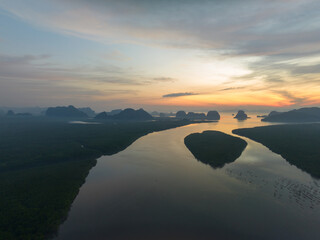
(1, 106, 96, 117)
(4, 105, 320, 123)
(262, 107, 320, 122)
(175, 110, 220, 120)
(3, 106, 152, 121)
(78, 107, 96, 117)
(46, 105, 88, 118)
(0, 107, 46, 115)
(95, 108, 153, 121)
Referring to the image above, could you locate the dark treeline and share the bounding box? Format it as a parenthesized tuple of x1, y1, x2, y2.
(0, 116, 192, 239)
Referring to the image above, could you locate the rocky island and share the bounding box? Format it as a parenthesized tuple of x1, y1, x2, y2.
(46, 105, 88, 118)
(234, 110, 249, 120)
(207, 111, 220, 120)
(175, 110, 220, 120)
(95, 108, 153, 121)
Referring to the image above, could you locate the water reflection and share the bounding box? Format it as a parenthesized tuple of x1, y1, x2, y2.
(69, 121, 100, 124)
(56, 115, 320, 240)
(225, 168, 320, 210)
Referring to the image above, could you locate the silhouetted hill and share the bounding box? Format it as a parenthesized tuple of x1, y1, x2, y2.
(5, 111, 32, 117)
(108, 109, 122, 115)
(233, 124, 320, 178)
(156, 112, 175, 118)
(95, 112, 108, 119)
(187, 112, 206, 120)
(46, 105, 88, 118)
(176, 110, 220, 120)
(1, 107, 45, 116)
(184, 131, 247, 168)
(207, 111, 220, 120)
(112, 108, 153, 120)
(176, 110, 187, 119)
(268, 111, 282, 117)
(95, 109, 123, 119)
(262, 107, 320, 122)
(78, 107, 96, 117)
(234, 110, 248, 120)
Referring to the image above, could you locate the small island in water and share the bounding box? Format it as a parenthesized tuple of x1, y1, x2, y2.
(233, 124, 320, 178)
(184, 131, 247, 168)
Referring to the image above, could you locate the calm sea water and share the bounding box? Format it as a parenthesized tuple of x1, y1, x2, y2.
(55, 115, 320, 240)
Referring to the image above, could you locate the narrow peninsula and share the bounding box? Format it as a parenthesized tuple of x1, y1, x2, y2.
(184, 131, 247, 168)
(261, 107, 320, 122)
(233, 124, 320, 178)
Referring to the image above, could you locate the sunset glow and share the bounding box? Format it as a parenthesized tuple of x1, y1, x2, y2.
(0, 0, 319, 112)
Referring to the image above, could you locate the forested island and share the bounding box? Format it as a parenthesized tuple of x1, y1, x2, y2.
(0, 116, 193, 239)
(233, 124, 320, 178)
(184, 131, 247, 168)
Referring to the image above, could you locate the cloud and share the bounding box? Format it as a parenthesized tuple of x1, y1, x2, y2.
(0, 54, 51, 65)
(102, 50, 130, 61)
(1, 0, 320, 109)
(291, 64, 320, 74)
(3, 1, 320, 80)
(2, 0, 320, 57)
(0, 54, 147, 86)
(273, 90, 307, 105)
(153, 77, 176, 82)
(0, 53, 144, 107)
(219, 87, 246, 91)
(162, 92, 198, 98)
(2, 1, 320, 71)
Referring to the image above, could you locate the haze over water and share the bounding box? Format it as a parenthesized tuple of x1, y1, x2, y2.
(55, 115, 320, 240)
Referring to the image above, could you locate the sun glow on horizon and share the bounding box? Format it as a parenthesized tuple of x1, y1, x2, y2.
(0, 0, 319, 111)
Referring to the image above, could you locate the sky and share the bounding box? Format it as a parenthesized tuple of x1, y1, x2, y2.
(0, 0, 319, 112)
